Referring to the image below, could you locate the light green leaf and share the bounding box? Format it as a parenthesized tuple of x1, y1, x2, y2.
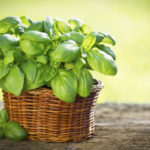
(59, 31, 84, 44)
(20, 16, 32, 27)
(0, 16, 21, 34)
(56, 20, 71, 34)
(3, 65, 24, 96)
(79, 24, 92, 35)
(68, 18, 83, 29)
(20, 31, 50, 42)
(0, 108, 8, 126)
(44, 16, 54, 35)
(51, 69, 77, 103)
(0, 62, 9, 79)
(50, 40, 80, 62)
(27, 21, 43, 32)
(4, 51, 14, 65)
(36, 55, 48, 64)
(0, 34, 19, 49)
(82, 32, 96, 50)
(87, 50, 117, 75)
(23, 65, 46, 91)
(77, 68, 93, 97)
(20, 31, 50, 56)
(21, 60, 36, 82)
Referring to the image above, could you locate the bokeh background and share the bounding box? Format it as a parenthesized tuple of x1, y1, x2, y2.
(0, 0, 150, 103)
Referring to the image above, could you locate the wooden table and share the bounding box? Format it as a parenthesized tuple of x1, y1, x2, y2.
(0, 102, 150, 150)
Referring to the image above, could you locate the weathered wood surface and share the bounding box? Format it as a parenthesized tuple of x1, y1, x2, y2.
(0, 102, 150, 150)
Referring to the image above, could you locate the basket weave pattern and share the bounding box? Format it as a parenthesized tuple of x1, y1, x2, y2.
(3, 81, 103, 142)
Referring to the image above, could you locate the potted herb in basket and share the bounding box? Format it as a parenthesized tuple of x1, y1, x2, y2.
(0, 16, 117, 142)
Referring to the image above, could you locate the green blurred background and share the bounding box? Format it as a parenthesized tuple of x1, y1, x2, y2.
(0, 0, 150, 103)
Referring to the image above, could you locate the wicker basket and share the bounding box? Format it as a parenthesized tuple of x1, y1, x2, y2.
(3, 80, 103, 142)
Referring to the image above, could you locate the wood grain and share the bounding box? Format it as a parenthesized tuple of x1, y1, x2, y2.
(0, 102, 150, 150)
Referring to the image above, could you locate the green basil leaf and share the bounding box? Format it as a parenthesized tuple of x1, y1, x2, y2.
(95, 32, 104, 44)
(59, 31, 84, 45)
(65, 62, 74, 70)
(79, 24, 92, 35)
(0, 16, 21, 34)
(51, 70, 77, 103)
(0, 34, 19, 49)
(15, 23, 27, 35)
(70, 31, 84, 44)
(20, 31, 50, 56)
(0, 108, 8, 126)
(82, 32, 96, 51)
(4, 51, 14, 65)
(3, 65, 24, 96)
(0, 62, 9, 79)
(74, 57, 86, 70)
(68, 18, 83, 29)
(100, 32, 116, 45)
(87, 50, 117, 75)
(56, 20, 71, 34)
(20, 16, 31, 27)
(27, 21, 43, 32)
(44, 16, 54, 35)
(23, 65, 46, 91)
(21, 60, 36, 82)
(77, 68, 93, 97)
(50, 40, 80, 62)
(20, 31, 50, 42)
(97, 44, 116, 60)
(4, 121, 27, 142)
(36, 55, 48, 64)
(2, 46, 25, 64)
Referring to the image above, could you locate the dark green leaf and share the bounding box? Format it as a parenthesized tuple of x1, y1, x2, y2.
(95, 32, 104, 44)
(100, 32, 116, 45)
(97, 44, 116, 60)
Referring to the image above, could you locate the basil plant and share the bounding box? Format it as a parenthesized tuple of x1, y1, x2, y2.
(0, 16, 117, 103)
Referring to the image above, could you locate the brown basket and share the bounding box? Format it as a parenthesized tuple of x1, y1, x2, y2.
(3, 80, 103, 142)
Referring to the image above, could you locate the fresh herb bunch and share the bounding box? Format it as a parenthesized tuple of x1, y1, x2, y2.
(0, 108, 27, 141)
(0, 16, 117, 103)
